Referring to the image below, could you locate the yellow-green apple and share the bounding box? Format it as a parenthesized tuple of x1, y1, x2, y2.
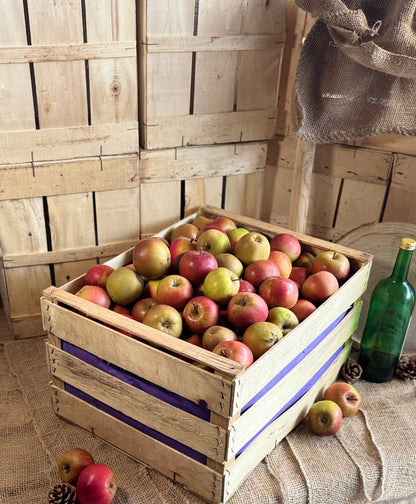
(291, 298, 317, 322)
(270, 233, 301, 262)
(75, 285, 111, 309)
(156, 274, 194, 311)
(84, 264, 114, 288)
(192, 215, 212, 229)
(196, 229, 231, 257)
(243, 259, 280, 288)
(212, 340, 254, 369)
(239, 279, 256, 293)
(324, 382, 362, 417)
(202, 325, 238, 351)
(76, 463, 117, 504)
(182, 296, 219, 333)
(143, 278, 162, 299)
(178, 250, 218, 285)
(132, 237, 171, 279)
(216, 253, 244, 277)
(142, 304, 183, 338)
(294, 251, 315, 271)
(311, 250, 350, 281)
(169, 222, 199, 243)
(169, 236, 196, 262)
(131, 297, 158, 322)
(268, 250, 292, 278)
(203, 267, 240, 305)
(267, 306, 299, 335)
(301, 271, 339, 304)
(58, 448, 94, 485)
(258, 276, 299, 309)
(234, 232, 271, 265)
(227, 227, 250, 252)
(289, 266, 311, 289)
(106, 267, 144, 306)
(242, 321, 283, 360)
(227, 292, 269, 329)
(210, 216, 237, 233)
(308, 400, 343, 436)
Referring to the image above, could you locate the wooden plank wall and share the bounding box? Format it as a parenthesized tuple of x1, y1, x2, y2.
(262, 0, 416, 242)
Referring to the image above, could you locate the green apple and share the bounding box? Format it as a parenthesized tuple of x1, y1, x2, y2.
(267, 306, 299, 335)
(234, 231, 271, 265)
(196, 229, 231, 257)
(227, 227, 250, 252)
(242, 321, 283, 360)
(106, 267, 144, 305)
(203, 267, 240, 305)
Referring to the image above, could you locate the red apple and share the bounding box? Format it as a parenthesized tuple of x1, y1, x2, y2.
(308, 400, 343, 436)
(234, 231, 271, 265)
(294, 251, 315, 271)
(169, 222, 199, 243)
(243, 259, 280, 288)
(179, 249, 218, 285)
(268, 250, 292, 278)
(242, 321, 283, 360)
(131, 297, 158, 322)
(58, 448, 94, 485)
(142, 304, 183, 338)
(238, 279, 256, 293)
(84, 264, 114, 288)
(182, 333, 203, 347)
(210, 216, 237, 233)
(111, 304, 131, 315)
(258, 276, 299, 309)
(106, 267, 144, 306)
(76, 463, 117, 504)
(75, 285, 111, 309)
(227, 292, 269, 329)
(212, 340, 254, 369)
(132, 237, 171, 280)
(169, 251, 186, 275)
(270, 233, 301, 262)
(196, 228, 231, 256)
(289, 266, 311, 289)
(301, 271, 339, 304)
(291, 298, 317, 322)
(324, 382, 362, 417)
(182, 296, 219, 333)
(169, 236, 196, 262)
(311, 250, 351, 281)
(267, 306, 299, 335)
(203, 267, 240, 305)
(202, 325, 238, 351)
(156, 274, 194, 311)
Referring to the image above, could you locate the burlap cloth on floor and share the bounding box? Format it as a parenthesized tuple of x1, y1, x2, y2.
(1, 336, 416, 504)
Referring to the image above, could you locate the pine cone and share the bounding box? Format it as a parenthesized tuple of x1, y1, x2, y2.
(395, 355, 416, 381)
(341, 360, 363, 383)
(48, 483, 78, 504)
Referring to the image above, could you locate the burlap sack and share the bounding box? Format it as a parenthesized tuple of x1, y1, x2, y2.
(293, 0, 416, 143)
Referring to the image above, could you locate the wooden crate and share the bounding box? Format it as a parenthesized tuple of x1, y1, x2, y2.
(42, 206, 372, 504)
(138, 0, 287, 149)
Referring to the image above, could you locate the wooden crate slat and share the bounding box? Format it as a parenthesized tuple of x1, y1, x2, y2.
(224, 172, 263, 220)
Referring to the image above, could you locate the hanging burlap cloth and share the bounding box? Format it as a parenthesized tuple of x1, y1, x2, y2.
(1, 330, 416, 504)
(293, 0, 416, 143)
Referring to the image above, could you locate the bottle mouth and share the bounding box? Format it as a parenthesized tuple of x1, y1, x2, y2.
(400, 238, 416, 251)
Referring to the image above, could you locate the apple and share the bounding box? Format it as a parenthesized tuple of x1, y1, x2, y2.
(132, 237, 171, 280)
(234, 231, 271, 265)
(76, 463, 117, 504)
(58, 448, 94, 485)
(210, 216, 237, 233)
(258, 276, 299, 309)
(142, 304, 183, 338)
(268, 250, 292, 278)
(267, 306, 299, 335)
(182, 296, 219, 333)
(106, 313, 138, 339)
(131, 297, 158, 322)
(156, 274, 194, 311)
(75, 285, 111, 309)
(84, 264, 114, 288)
(301, 271, 339, 304)
(216, 253, 244, 277)
(202, 325, 238, 351)
(203, 267, 240, 305)
(192, 215, 212, 229)
(227, 227, 250, 252)
(227, 292, 269, 329)
(143, 278, 162, 299)
(196, 229, 231, 256)
(243, 259, 280, 288)
(182, 333, 203, 347)
(169, 236, 196, 262)
(238, 279, 256, 293)
(111, 304, 131, 315)
(106, 267, 144, 306)
(324, 382, 362, 417)
(178, 249, 218, 285)
(270, 233, 301, 262)
(294, 251, 315, 271)
(289, 266, 311, 289)
(311, 250, 351, 281)
(169, 222, 199, 243)
(242, 321, 283, 360)
(291, 298, 317, 322)
(308, 400, 343, 436)
(212, 340, 254, 369)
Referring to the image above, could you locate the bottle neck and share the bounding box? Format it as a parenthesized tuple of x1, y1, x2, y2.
(390, 248, 413, 281)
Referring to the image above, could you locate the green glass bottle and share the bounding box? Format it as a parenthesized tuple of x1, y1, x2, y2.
(358, 238, 415, 383)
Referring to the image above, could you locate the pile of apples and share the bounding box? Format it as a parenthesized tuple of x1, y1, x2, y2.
(75, 214, 352, 369)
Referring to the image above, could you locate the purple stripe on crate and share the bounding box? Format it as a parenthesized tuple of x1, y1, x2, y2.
(65, 384, 208, 464)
